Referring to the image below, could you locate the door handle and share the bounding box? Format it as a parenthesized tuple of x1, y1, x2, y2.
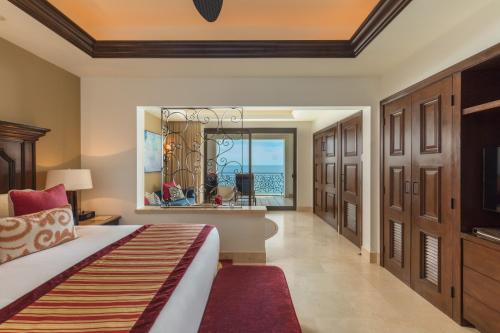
(412, 182, 419, 195)
(404, 181, 411, 194)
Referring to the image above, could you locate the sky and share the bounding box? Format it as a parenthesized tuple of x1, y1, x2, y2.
(217, 139, 284, 166)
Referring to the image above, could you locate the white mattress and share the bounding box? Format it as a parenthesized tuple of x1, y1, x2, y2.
(0, 225, 220, 333)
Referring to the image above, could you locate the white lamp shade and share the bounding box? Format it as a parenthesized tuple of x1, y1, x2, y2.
(45, 169, 93, 191)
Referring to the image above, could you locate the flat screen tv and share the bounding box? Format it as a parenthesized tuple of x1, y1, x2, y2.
(483, 146, 500, 213)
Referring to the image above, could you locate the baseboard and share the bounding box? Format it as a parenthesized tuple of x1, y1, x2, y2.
(361, 248, 379, 264)
(220, 252, 267, 264)
(297, 206, 313, 212)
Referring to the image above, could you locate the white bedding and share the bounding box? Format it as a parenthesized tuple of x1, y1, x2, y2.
(0, 225, 220, 333)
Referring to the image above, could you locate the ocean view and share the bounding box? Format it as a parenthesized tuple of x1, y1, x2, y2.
(219, 165, 284, 175)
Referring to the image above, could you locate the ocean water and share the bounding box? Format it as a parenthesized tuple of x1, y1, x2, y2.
(220, 165, 284, 174)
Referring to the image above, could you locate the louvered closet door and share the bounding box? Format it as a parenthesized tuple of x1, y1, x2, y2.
(383, 96, 412, 285)
(410, 77, 453, 316)
(323, 127, 339, 230)
(341, 114, 362, 247)
(313, 135, 323, 216)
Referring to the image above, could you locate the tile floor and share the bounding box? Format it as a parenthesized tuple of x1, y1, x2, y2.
(265, 211, 477, 333)
(255, 196, 294, 207)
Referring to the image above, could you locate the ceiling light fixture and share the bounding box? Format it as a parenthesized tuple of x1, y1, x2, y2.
(193, 0, 223, 22)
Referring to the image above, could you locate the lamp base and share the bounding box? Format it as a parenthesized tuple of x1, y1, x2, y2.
(67, 191, 79, 225)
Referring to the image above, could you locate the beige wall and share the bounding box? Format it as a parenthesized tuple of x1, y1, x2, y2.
(81, 77, 378, 253)
(144, 111, 161, 193)
(0, 38, 80, 188)
(79, 1, 500, 255)
(80, 11, 500, 255)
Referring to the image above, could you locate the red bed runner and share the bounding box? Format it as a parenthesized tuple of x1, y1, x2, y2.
(0, 224, 214, 333)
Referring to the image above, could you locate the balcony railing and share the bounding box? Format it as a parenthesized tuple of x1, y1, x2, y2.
(218, 172, 284, 195)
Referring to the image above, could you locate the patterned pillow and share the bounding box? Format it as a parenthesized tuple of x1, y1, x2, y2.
(145, 192, 162, 206)
(0, 204, 78, 264)
(162, 181, 177, 201)
(169, 185, 185, 201)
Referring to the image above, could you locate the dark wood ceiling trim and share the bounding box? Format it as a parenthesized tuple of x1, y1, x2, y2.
(351, 0, 412, 56)
(8, 0, 95, 56)
(93, 40, 354, 58)
(9, 0, 411, 58)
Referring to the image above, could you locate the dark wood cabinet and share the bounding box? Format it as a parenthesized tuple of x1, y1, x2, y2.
(410, 77, 454, 316)
(382, 77, 455, 315)
(0, 121, 49, 192)
(381, 43, 500, 329)
(314, 112, 363, 247)
(313, 125, 340, 230)
(314, 135, 323, 217)
(462, 235, 500, 333)
(383, 95, 412, 285)
(340, 114, 363, 247)
(79, 215, 121, 226)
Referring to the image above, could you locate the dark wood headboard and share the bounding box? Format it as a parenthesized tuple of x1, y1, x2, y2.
(0, 121, 50, 193)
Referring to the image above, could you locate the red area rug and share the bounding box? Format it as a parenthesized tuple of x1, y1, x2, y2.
(219, 259, 233, 268)
(199, 265, 301, 333)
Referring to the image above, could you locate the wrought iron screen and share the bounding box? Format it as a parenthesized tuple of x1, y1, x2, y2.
(161, 107, 244, 207)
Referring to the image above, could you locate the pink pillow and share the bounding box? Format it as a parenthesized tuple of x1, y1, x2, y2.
(163, 181, 177, 201)
(9, 184, 69, 216)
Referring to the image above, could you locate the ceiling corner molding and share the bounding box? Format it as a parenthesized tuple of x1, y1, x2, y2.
(351, 0, 412, 56)
(92, 40, 354, 58)
(8, 0, 411, 58)
(8, 0, 95, 55)
(0, 120, 50, 141)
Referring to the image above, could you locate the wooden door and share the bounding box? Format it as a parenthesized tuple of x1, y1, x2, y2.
(313, 134, 323, 216)
(383, 96, 412, 285)
(410, 77, 453, 316)
(323, 126, 339, 230)
(340, 113, 362, 247)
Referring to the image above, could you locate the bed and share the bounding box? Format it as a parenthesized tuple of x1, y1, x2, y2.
(0, 225, 220, 333)
(0, 121, 220, 332)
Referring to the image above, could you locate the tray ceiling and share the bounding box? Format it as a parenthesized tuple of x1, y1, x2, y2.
(7, 0, 412, 58)
(47, 0, 379, 41)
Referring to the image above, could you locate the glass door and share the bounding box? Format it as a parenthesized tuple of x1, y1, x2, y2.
(204, 128, 296, 210)
(250, 132, 295, 210)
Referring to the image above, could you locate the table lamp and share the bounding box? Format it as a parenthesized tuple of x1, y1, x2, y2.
(46, 169, 93, 224)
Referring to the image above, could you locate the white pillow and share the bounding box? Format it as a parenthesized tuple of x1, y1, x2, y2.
(0, 194, 9, 217)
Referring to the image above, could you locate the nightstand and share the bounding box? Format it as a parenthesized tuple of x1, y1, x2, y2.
(78, 215, 121, 226)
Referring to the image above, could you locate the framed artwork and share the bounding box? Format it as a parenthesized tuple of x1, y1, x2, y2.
(144, 130, 162, 172)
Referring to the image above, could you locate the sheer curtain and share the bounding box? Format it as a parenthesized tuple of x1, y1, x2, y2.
(163, 121, 203, 202)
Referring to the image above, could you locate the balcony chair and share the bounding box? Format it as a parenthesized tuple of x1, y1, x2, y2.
(235, 173, 256, 206)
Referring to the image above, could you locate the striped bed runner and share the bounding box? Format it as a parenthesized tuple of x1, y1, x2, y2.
(0, 224, 214, 333)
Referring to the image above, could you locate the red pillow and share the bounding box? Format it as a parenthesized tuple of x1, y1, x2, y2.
(162, 181, 177, 201)
(9, 184, 69, 216)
